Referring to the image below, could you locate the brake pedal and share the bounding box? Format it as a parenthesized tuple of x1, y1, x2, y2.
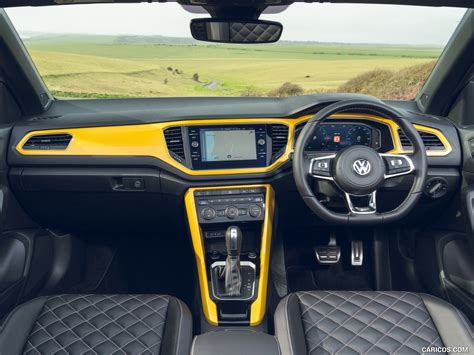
(315, 234, 340, 265)
(351, 240, 363, 266)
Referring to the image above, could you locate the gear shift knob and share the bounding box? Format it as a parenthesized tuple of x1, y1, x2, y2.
(223, 226, 243, 296)
(226, 226, 242, 257)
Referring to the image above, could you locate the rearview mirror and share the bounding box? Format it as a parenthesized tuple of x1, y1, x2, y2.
(190, 19, 283, 44)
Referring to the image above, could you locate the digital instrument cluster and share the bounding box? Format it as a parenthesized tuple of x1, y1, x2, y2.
(305, 122, 380, 152)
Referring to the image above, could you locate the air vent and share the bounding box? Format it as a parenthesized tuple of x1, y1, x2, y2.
(270, 124, 289, 162)
(398, 129, 445, 151)
(23, 134, 72, 150)
(164, 127, 186, 162)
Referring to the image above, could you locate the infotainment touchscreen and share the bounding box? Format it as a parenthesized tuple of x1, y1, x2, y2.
(187, 125, 268, 170)
(200, 128, 257, 162)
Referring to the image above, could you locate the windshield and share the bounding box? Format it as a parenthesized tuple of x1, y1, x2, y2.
(6, 4, 466, 100)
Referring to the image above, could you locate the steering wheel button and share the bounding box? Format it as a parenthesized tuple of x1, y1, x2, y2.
(382, 155, 413, 176)
(317, 161, 328, 169)
(311, 158, 332, 176)
(390, 159, 403, 167)
(391, 166, 410, 173)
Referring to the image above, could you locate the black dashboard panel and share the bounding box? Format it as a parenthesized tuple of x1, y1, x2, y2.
(11, 94, 376, 130)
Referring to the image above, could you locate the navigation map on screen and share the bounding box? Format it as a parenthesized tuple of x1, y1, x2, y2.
(201, 129, 257, 162)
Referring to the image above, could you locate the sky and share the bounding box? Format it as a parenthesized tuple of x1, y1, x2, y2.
(5, 3, 467, 45)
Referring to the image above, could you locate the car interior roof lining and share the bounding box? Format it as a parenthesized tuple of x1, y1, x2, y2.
(0, 0, 471, 8)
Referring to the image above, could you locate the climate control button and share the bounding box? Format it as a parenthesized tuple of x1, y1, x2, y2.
(225, 206, 239, 219)
(249, 205, 262, 218)
(201, 207, 216, 220)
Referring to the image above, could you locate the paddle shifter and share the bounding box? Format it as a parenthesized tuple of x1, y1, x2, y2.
(222, 225, 243, 296)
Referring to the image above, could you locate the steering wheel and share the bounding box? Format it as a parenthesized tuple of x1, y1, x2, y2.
(293, 99, 428, 225)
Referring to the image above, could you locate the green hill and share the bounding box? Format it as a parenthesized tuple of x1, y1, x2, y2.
(22, 34, 441, 99)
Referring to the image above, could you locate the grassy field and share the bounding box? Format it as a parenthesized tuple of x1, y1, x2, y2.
(24, 34, 442, 99)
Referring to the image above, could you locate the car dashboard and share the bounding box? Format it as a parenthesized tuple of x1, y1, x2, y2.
(12, 113, 452, 175)
(6, 95, 461, 232)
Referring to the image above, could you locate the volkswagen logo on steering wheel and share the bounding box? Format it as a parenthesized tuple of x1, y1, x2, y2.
(353, 159, 371, 176)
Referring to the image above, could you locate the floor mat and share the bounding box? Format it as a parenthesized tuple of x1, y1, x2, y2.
(287, 266, 317, 291)
(287, 262, 373, 293)
(67, 232, 196, 309)
(312, 261, 373, 291)
(67, 243, 118, 294)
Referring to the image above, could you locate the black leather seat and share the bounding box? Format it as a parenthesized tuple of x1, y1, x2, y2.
(0, 294, 192, 355)
(275, 291, 474, 355)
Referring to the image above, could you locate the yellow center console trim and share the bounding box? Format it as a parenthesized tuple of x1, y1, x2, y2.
(250, 185, 275, 326)
(184, 188, 218, 325)
(15, 114, 451, 176)
(184, 184, 275, 326)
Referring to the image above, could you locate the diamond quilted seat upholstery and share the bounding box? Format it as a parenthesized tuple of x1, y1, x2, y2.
(275, 291, 474, 355)
(0, 294, 193, 355)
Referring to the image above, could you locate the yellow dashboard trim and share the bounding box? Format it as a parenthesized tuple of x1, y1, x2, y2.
(16, 114, 452, 176)
(15, 117, 310, 176)
(184, 184, 275, 326)
(407, 124, 452, 156)
(331, 114, 453, 156)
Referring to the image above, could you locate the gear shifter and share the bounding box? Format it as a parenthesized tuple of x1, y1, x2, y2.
(222, 225, 242, 296)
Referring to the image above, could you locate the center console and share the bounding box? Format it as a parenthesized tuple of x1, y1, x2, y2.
(191, 330, 280, 355)
(185, 184, 275, 326)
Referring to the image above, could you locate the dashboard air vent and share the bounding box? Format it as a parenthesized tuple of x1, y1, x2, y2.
(398, 129, 445, 151)
(23, 134, 72, 150)
(164, 127, 186, 162)
(270, 124, 289, 161)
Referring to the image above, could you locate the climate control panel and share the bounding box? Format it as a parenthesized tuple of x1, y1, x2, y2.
(194, 187, 265, 224)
